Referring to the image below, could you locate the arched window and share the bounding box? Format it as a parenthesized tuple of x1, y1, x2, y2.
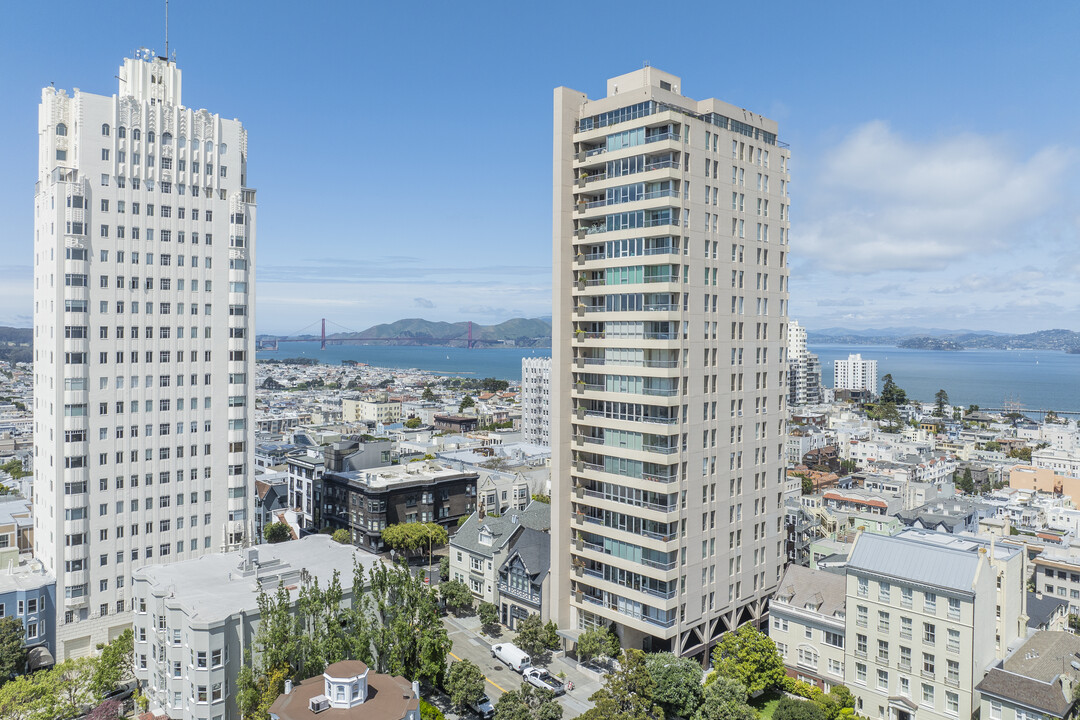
(147, 131, 156, 143)
(219, 143, 227, 155)
(162, 132, 172, 146)
(56, 123, 67, 136)
(101, 123, 110, 137)
(177, 136, 186, 149)
(118, 126, 127, 139)
(133, 128, 141, 141)
(204, 141, 213, 152)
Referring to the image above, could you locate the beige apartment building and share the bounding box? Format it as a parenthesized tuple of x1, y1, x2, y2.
(342, 394, 401, 425)
(550, 67, 791, 657)
(843, 530, 1026, 720)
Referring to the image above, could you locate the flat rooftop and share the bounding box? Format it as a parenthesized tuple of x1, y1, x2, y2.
(133, 535, 382, 624)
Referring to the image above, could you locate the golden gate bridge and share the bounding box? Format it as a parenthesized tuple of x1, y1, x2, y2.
(257, 318, 478, 351)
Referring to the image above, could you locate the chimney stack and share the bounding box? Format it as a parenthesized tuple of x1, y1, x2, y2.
(285, 679, 293, 695)
(412, 680, 420, 699)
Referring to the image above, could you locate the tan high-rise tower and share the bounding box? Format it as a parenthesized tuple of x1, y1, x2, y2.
(551, 68, 790, 657)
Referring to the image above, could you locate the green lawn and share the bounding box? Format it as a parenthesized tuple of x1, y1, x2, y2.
(749, 690, 784, 720)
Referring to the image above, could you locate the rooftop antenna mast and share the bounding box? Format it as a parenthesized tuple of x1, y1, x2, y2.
(165, 0, 169, 62)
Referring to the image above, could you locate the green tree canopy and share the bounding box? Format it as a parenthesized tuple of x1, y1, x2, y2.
(495, 684, 563, 720)
(774, 697, 827, 720)
(89, 629, 132, 701)
(934, 389, 949, 417)
(710, 624, 784, 696)
(478, 602, 499, 630)
(263, 522, 291, 544)
(576, 625, 621, 663)
(332, 529, 351, 544)
(446, 659, 486, 711)
(405, 417, 423, 429)
(694, 677, 756, 720)
(440, 580, 474, 614)
(382, 522, 448, 565)
(880, 374, 907, 404)
(514, 614, 555, 657)
(582, 650, 664, 720)
(645, 652, 704, 719)
(0, 616, 27, 685)
(459, 395, 476, 412)
(422, 386, 437, 401)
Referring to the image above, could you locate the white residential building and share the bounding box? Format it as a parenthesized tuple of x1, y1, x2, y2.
(33, 51, 256, 657)
(132, 535, 380, 720)
(834, 354, 878, 394)
(788, 320, 822, 407)
(551, 67, 790, 656)
(521, 357, 551, 447)
(843, 530, 1025, 720)
(771, 564, 848, 691)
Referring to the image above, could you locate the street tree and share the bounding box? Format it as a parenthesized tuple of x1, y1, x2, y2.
(446, 659, 486, 711)
(513, 614, 550, 657)
(710, 624, 784, 696)
(645, 652, 705, 719)
(0, 670, 57, 720)
(478, 602, 499, 631)
(495, 684, 563, 720)
(89, 629, 133, 701)
(0, 615, 27, 684)
(332, 529, 351, 544)
(347, 560, 451, 686)
(582, 649, 664, 720)
(440, 579, 474, 614)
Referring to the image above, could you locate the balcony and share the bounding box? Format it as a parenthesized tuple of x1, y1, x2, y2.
(498, 581, 541, 606)
(581, 490, 677, 513)
(582, 189, 682, 210)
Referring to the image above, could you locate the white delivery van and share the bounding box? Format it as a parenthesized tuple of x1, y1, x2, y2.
(491, 643, 532, 673)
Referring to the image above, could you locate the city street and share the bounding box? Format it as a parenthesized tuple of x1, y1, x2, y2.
(442, 613, 604, 719)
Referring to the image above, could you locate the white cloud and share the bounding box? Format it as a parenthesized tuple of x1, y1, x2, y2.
(799, 122, 1074, 272)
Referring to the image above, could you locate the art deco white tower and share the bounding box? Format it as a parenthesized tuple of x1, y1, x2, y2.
(551, 68, 790, 657)
(33, 50, 256, 658)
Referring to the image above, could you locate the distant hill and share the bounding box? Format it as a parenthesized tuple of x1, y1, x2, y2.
(809, 326, 1080, 352)
(262, 317, 553, 348)
(0, 326, 32, 363)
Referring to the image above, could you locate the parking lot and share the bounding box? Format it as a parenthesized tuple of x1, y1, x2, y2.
(442, 613, 604, 719)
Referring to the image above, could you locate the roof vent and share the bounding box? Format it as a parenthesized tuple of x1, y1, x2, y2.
(310, 695, 330, 714)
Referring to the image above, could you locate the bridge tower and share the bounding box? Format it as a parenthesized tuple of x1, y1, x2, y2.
(321, 318, 326, 350)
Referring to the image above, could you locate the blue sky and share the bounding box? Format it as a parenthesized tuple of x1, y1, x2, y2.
(1, 0, 1078, 335)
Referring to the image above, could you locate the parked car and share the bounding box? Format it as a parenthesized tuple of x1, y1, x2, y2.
(523, 667, 566, 696)
(491, 643, 531, 673)
(469, 693, 495, 720)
